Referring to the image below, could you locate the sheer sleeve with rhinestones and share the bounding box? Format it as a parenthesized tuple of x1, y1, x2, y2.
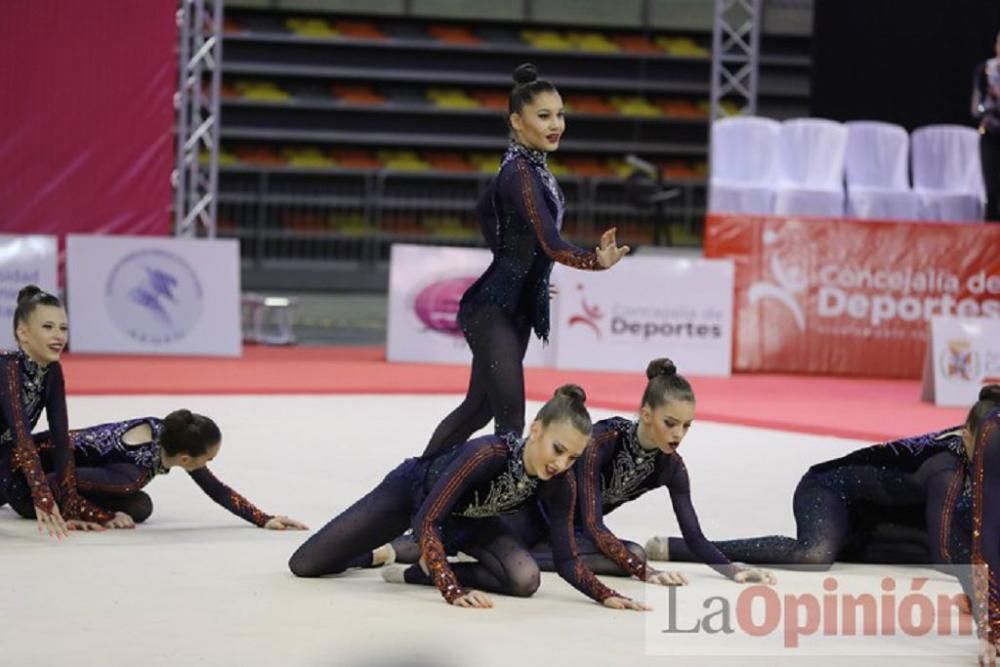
(578, 422, 648, 581)
(541, 472, 623, 602)
(0, 356, 56, 513)
(664, 455, 742, 579)
(42, 364, 114, 523)
(498, 158, 605, 271)
(413, 438, 510, 603)
(970, 409, 1000, 643)
(188, 466, 273, 527)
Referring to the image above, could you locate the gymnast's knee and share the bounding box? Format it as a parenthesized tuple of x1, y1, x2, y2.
(128, 492, 153, 524)
(287, 548, 339, 578)
(795, 548, 836, 569)
(506, 560, 541, 597)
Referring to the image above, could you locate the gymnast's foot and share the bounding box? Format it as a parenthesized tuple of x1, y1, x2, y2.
(645, 536, 670, 561)
(381, 564, 407, 584)
(372, 543, 396, 567)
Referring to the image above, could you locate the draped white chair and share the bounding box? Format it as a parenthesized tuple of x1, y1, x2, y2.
(708, 116, 780, 215)
(911, 124, 985, 222)
(773, 118, 848, 217)
(844, 121, 920, 220)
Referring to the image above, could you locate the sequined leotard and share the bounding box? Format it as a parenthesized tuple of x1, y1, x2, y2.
(289, 433, 625, 605)
(666, 417, 1000, 643)
(968, 409, 1000, 644)
(0, 350, 112, 524)
(29, 417, 273, 526)
(667, 427, 969, 568)
(422, 142, 608, 456)
(482, 417, 741, 580)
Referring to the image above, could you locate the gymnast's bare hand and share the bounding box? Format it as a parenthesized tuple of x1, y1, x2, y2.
(979, 638, 998, 667)
(596, 227, 630, 268)
(646, 570, 689, 586)
(67, 519, 106, 532)
(264, 515, 309, 530)
(451, 590, 493, 609)
(104, 512, 135, 529)
(603, 596, 651, 611)
(733, 567, 776, 585)
(36, 504, 69, 539)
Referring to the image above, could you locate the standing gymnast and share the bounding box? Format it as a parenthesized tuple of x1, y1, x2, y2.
(0, 285, 127, 537)
(422, 62, 629, 457)
(21, 409, 306, 530)
(289, 385, 646, 611)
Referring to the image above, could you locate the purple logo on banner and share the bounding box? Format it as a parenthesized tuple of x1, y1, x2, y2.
(413, 277, 476, 336)
(105, 248, 203, 344)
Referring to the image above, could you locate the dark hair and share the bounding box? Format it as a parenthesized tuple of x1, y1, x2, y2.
(160, 409, 221, 457)
(508, 62, 559, 117)
(966, 384, 1000, 441)
(640, 358, 695, 410)
(13, 284, 62, 339)
(534, 384, 592, 436)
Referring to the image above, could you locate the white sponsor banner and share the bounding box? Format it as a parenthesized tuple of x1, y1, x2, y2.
(387, 245, 734, 376)
(0, 235, 59, 351)
(552, 256, 734, 376)
(386, 244, 553, 367)
(66, 235, 241, 356)
(921, 316, 1000, 406)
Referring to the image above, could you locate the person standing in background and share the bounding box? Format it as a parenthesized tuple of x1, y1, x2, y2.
(973, 30, 1000, 222)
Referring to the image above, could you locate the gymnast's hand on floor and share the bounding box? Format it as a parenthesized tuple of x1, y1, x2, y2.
(979, 638, 998, 667)
(733, 567, 777, 585)
(451, 590, 493, 609)
(595, 228, 630, 268)
(646, 570, 689, 586)
(105, 512, 135, 529)
(603, 596, 651, 611)
(264, 515, 308, 530)
(67, 519, 106, 532)
(36, 504, 70, 540)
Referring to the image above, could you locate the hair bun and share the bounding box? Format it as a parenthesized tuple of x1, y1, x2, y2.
(512, 63, 539, 85)
(554, 383, 586, 405)
(980, 384, 1000, 402)
(17, 285, 43, 305)
(164, 408, 194, 428)
(646, 358, 677, 380)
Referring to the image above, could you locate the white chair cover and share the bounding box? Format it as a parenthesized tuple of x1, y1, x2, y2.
(911, 124, 985, 222)
(844, 121, 920, 220)
(709, 116, 780, 215)
(773, 118, 848, 217)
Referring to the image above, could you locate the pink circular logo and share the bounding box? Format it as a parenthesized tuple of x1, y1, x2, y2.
(413, 277, 477, 336)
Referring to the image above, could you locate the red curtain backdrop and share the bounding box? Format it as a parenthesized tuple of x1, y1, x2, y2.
(0, 0, 177, 236)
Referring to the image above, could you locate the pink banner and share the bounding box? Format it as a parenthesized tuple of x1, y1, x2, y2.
(0, 1, 177, 236)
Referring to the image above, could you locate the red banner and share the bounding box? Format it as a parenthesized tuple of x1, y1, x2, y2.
(705, 214, 1000, 378)
(0, 1, 177, 237)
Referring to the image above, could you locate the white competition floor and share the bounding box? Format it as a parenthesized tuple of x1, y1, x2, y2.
(1, 395, 980, 666)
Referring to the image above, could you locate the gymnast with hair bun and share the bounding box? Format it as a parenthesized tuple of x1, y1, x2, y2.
(289, 385, 647, 611)
(23, 409, 307, 530)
